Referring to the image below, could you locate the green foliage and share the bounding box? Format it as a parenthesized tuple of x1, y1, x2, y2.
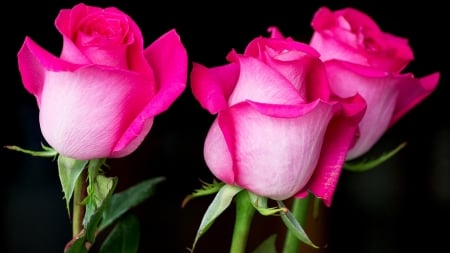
(345, 142, 407, 172)
(277, 201, 318, 249)
(99, 214, 140, 253)
(57, 156, 89, 214)
(182, 179, 224, 207)
(190, 184, 243, 252)
(99, 176, 165, 231)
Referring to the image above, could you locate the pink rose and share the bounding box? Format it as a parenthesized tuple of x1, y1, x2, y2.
(17, 3, 188, 160)
(308, 7, 440, 160)
(309, 6, 414, 72)
(191, 32, 365, 204)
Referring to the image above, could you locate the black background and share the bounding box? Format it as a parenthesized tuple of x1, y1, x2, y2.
(2, 1, 448, 253)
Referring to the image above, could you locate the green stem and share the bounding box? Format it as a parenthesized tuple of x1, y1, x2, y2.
(72, 168, 87, 237)
(282, 194, 312, 253)
(230, 191, 256, 253)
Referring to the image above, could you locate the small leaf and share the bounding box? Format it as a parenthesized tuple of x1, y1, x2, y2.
(99, 176, 165, 231)
(345, 142, 407, 172)
(277, 201, 318, 249)
(99, 214, 140, 253)
(252, 234, 278, 253)
(58, 156, 88, 214)
(190, 184, 243, 252)
(4, 143, 58, 157)
(182, 179, 224, 207)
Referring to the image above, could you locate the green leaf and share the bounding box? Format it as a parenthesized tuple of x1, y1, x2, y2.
(277, 201, 318, 249)
(182, 179, 224, 207)
(64, 236, 88, 253)
(252, 234, 278, 253)
(248, 192, 285, 216)
(4, 143, 58, 157)
(83, 174, 118, 243)
(58, 156, 89, 214)
(190, 184, 243, 252)
(99, 214, 140, 253)
(344, 142, 407, 172)
(99, 176, 165, 231)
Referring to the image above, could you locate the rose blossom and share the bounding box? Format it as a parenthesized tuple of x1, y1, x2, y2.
(306, 6, 440, 160)
(309, 6, 414, 73)
(17, 3, 188, 160)
(190, 31, 365, 204)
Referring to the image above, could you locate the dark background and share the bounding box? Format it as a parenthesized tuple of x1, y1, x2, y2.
(2, 1, 448, 253)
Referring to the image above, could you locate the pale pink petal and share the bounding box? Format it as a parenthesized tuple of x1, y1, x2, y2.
(229, 55, 304, 105)
(218, 101, 335, 200)
(40, 66, 153, 160)
(204, 118, 235, 183)
(325, 60, 417, 160)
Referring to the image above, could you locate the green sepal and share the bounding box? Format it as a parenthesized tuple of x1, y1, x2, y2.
(190, 184, 243, 252)
(4, 143, 58, 158)
(99, 213, 140, 253)
(344, 142, 407, 172)
(182, 179, 224, 207)
(248, 192, 286, 216)
(99, 176, 165, 231)
(277, 201, 318, 249)
(83, 173, 118, 243)
(58, 156, 88, 215)
(252, 234, 278, 253)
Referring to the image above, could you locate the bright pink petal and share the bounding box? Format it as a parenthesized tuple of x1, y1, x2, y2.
(190, 62, 240, 114)
(390, 72, 440, 125)
(306, 94, 367, 206)
(267, 26, 285, 39)
(112, 29, 188, 154)
(56, 3, 99, 64)
(17, 37, 79, 105)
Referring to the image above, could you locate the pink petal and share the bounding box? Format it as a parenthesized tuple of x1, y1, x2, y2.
(17, 37, 79, 105)
(390, 72, 440, 125)
(112, 29, 188, 154)
(306, 94, 367, 206)
(190, 62, 240, 114)
(218, 100, 336, 200)
(228, 55, 304, 105)
(39, 66, 153, 160)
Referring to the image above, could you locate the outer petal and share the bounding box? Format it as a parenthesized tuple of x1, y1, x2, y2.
(324, 60, 435, 160)
(17, 37, 79, 105)
(112, 29, 188, 155)
(204, 118, 235, 183)
(190, 62, 240, 114)
(305, 94, 367, 206)
(390, 72, 440, 125)
(216, 101, 335, 200)
(40, 66, 153, 160)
